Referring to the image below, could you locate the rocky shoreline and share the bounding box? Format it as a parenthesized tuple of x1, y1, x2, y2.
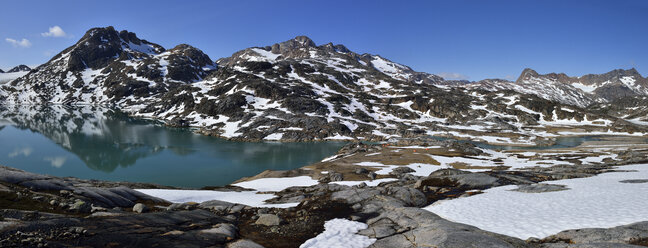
(2, 137, 648, 247)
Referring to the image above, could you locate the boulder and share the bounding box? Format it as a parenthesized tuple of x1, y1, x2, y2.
(541, 221, 648, 245)
(391, 167, 416, 175)
(511, 184, 569, 193)
(331, 188, 381, 205)
(384, 187, 427, 207)
(366, 207, 528, 248)
(421, 169, 499, 189)
(228, 239, 265, 248)
(200, 223, 237, 239)
(70, 199, 92, 213)
(132, 203, 148, 213)
(255, 214, 282, 226)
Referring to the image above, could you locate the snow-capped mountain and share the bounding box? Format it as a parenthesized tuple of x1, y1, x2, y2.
(7, 65, 31, 73)
(571, 68, 648, 100)
(452, 68, 648, 108)
(0, 27, 644, 142)
(1, 26, 214, 104)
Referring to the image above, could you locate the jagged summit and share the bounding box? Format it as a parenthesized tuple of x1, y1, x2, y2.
(60, 26, 165, 71)
(7, 65, 31, 73)
(321, 42, 351, 53)
(518, 68, 538, 79)
(461, 67, 648, 107)
(1, 26, 214, 104)
(218, 36, 443, 84)
(222, 35, 354, 66)
(269, 35, 317, 53)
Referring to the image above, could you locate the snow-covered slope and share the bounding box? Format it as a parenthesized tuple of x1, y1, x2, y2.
(0, 27, 644, 142)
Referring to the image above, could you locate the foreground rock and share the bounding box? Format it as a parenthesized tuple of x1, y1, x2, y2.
(0, 165, 169, 211)
(3, 140, 648, 247)
(0, 209, 236, 247)
(537, 221, 648, 247)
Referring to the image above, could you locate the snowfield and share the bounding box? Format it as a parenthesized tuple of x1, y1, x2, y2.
(136, 176, 319, 208)
(300, 218, 376, 248)
(135, 188, 299, 208)
(424, 163, 648, 240)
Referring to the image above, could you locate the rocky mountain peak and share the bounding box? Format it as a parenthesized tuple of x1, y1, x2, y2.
(0, 69, 4, 73)
(293, 35, 317, 47)
(627, 67, 641, 76)
(1, 26, 218, 104)
(320, 42, 351, 53)
(167, 44, 215, 68)
(575, 68, 645, 88)
(7, 65, 30, 73)
(269, 35, 316, 54)
(603, 68, 642, 79)
(516, 68, 539, 82)
(63, 26, 165, 71)
(516, 68, 577, 84)
(222, 36, 348, 66)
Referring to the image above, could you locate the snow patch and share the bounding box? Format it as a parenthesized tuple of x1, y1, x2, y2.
(300, 218, 376, 248)
(232, 176, 319, 192)
(424, 163, 648, 240)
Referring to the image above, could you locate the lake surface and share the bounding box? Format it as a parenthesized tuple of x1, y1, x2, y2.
(0, 105, 345, 188)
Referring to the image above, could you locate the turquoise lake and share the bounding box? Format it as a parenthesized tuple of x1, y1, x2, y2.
(0, 106, 345, 188)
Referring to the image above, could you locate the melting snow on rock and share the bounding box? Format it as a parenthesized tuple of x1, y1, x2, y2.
(300, 218, 376, 248)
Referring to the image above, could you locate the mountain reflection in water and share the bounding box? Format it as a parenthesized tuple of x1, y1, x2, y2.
(0, 105, 345, 188)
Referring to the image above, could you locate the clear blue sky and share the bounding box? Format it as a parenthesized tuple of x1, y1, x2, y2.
(1, 0, 646, 80)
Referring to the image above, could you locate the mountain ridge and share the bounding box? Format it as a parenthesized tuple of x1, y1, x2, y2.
(0, 26, 645, 142)
(448, 67, 646, 108)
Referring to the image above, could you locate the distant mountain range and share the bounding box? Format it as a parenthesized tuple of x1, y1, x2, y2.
(0, 65, 31, 74)
(0, 26, 645, 141)
(447, 68, 647, 108)
(0, 65, 31, 84)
